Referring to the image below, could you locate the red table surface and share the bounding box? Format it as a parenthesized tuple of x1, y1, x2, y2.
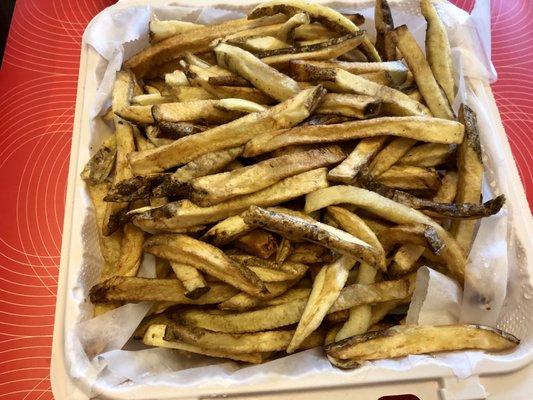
(0, 1, 531, 398)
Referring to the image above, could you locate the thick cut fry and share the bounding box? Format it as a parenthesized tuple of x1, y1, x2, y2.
(234, 230, 278, 259)
(391, 25, 454, 119)
(165, 70, 189, 87)
(144, 325, 265, 363)
(112, 70, 134, 113)
(279, 12, 310, 43)
(304, 186, 467, 283)
(244, 116, 464, 157)
(129, 86, 325, 174)
(377, 165, 441, 191)
(152, 100, 243, 125)
(291, 63, 429, 117)
(248, 0, 381, 61)
(369, 138, 417, 176)
(134, 168, 329, 231)
(202, 215, 254, 246)
(116, 224, 145, 276)
(451, 105, 484, 253)
(164, 322, 323, 353)
(189, 146, 345, 206)
(243, 206, 382, 269)
(374, 0, 396, 61)
(327, 137, 388, 183)
(89, 276, 238, 303)
(153, 147, 243, 197)
(421, 0, 456, 104)
(397, 143, 456, 167)
(125, 15, 287, 78)
(325, 324, 519, 362)
(115, 105, 154, 125)
(287, 255, 356, 352)
(170, 261, 209, 300)
(81, 136, 116, 185)
(288, 242, 336, 264)
(104, 174, 171, 202)
(214, 42, 300, 101)
(144, 234, 268, 297)
(317, 93, 381, 119)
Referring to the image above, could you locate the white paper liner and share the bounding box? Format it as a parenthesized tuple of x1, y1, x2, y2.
(63, 1, 533, 398)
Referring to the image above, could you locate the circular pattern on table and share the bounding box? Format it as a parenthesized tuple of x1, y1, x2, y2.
(0, 0, 530, 398)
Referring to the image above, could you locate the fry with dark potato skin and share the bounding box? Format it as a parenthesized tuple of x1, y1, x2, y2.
(243, 206, 383, 269)
(325, 324, 519, 363)
(378, 224, 445, 255)
(128, 86, 325, 175)
(81, 136, 116, 185)
(104, 174, 171, 202)
(397, 143, 456, 167)
(374, 0, 396, 61)
(202, 215, 254, 246)
(170, 261, 210, 300)
(243, 116, 464, 157)
(317, 94, 382, 119)
(152, 100, 243, 125)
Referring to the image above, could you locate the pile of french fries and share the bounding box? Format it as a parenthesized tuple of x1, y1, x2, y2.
(82, 0, 519, 367)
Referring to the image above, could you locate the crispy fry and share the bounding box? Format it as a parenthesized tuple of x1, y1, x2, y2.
(248, 0, 381, 61)
(391, 25, 454, 119)
(317, 93, 381, 119)
(432, 171, 459, 203)
(421, 0, 456, 104)
(134, 168, 329, 231)
(234, 230, 278, 259)
(276, 237, 292, 264)
(165, 70, 189, 87)
(157, 121, 208, 139)
(170, 261, 210, 299)
(152, 100, 243, 125)
(149, 20, 203, 43)
(377, 165, 441, 191)
(144, 234, 268, 297)
(89, 276, 238, 303)
(369, 138, 417, 176)
(243, 206, 382, 268)
(125, 15, 287, 78)
(397, 143, 456, 167)
(327, 137, 388, 183)
(378, 224, 445, 255)
(116, 223, 145, 276)
(230, 255, 308, 280)
(189, 146, 345, 206)
(133, 126, 156, 151)
(202, 215, 254, 246)
(279, 12, 310, 43)
(244, 116, 464, 157)
(375, 0, 396, 61)
(104, 174, 170, 202)
(325, 324, 519, 363)
(129, 86, 325, 174)
(144, 325, 265, 363)
(287, 242, 336, 264)
(115, 105, 154, 125)
(80, 136, 116, 185)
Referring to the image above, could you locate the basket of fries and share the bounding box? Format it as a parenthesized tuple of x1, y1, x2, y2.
(51, 0, 533, 398)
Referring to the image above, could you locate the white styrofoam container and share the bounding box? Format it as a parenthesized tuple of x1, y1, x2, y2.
(51, 1, 533, 399)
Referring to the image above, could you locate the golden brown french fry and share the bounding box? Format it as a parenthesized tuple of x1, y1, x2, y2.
(287, 242, 336, 264)
(202, 215, 254, 246)
(325, 324, 519, 363)
(391, 244, 423, 277)
(374, 0, 396, 61)
(169, 261, 210, 300)
(144, 234, 268, 297)
(125, 15, 287, 78)
(234, 229, 278, 260)
(248, 0, 381, 61)
(451, 105, 484, 253)
(279, 12, 310, 43)
(81, 136, 116, 185)
(327, 137, 388, 183)
(115, 105, 154, 125)
(390, 25, 454, 119)
(189, 146, 345, 206)
(317, 93, 382, 119)
(144, 324, 266, 363)
(133, 126, 156, 151)
(276, 237, 292, 264)
(129, 86, 325, 175)
(149, 20, 204, 43)
(152, 100, 243, 125)
(243, 116, 464, 157)
(432, 170, 459, 203)
(420, 0, 456, 104)
(133, 168, 329, 231)
(377, 165, 441, 192)
(378, 224, 446, 256)
(243, 206, 382, 269)
(397, 143, 456, 167)
(369, 138, 417, 176)
(89, 276, 238, 303)
(116, 223, 145, 277)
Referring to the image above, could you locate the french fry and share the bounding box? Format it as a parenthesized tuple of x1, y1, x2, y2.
(189, 146, 345, 206)
(243, 116, 464, 157)
(152, 100, 244, 125)
(157, 121, 208, 139)
(116, 223, 145, 277)
(133, 126, 156, 151)
(144, 234, 268, 297)
(325, 324, 519, 363)
(278, 12, 310, 43)
(131, 93, 175, 106)
(234, 230, 278, 259)
(432, 171, 459, 203)
(170, 261, 210, 299)
(149, 20, 204, 43)
(115, 105, 155, 125)
(391, 25, 454, 119)
(369, 138, 417, 176)
(276, 237, 292, 264)
(327, 137, 388, 183)
(129, 86, 325, 175)
(376, 165, 441, 192)
(112, 70, 134, 113)
(374, 0, 396, 61)
(378, 224, 446, 255)
(420, 0, 456, 104)
(287, 242, 336, 264)
(202, 215, 254, 246)
(104, 174, 171, 202)
(80, 136, 116, 185)
(133, 168, 329, 231)
(165, 70, 189, 87)
(317, 93, 382, 119)
(397, 143, 456, 167)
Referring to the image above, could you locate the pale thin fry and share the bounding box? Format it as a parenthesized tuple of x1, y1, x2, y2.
(248, 0, 381, 61)
(81, 136, 116, 185)
(325, 324, 519, 362)
(421, 0, 456, 104)
(125, 15, 288, 78)
(149, 20, 204, 43)
(144, 234, 268, 297)
(317, 93, 382, 119)
(451, 105, 484, 253)
(226, 36, 291, 53)
(183, 51, 212, 68)
(202, 215, 254, 246)
(234, 230, 278, 260)
(327, 137, 388, 183)
(375, 0, 396, 61)
(305, 186, 467, 283)
(131, 94, 175, 106)
(189, 145, 345, 206)
(112, 70, 134, 113)
(397, 143, 456, 167)
(89, 276, 238, 303)
(377, 166, 441, 191)
(215, 98, 266, 114)
(243, 116, 464, 157)
(144, 325, 265, 363)
(391, 25, 454, 119)
(170, 261, 210, 300)
(165, 70, 189, 87)
(133, 168, 329, 231)
(243, 206, 382, 268)
(287, 255, 356, 352)
(369, 138, 417, 176)
(129, 86, 325, 174)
